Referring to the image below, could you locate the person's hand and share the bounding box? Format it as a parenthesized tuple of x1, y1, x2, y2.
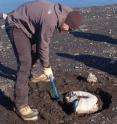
(43, 66, 54, 79)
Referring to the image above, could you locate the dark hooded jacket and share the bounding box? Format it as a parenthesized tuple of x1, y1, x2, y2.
(6, 0, 72, 67)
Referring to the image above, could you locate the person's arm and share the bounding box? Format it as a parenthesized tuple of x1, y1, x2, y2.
(39, 22, 54, 67)
(38, 22, 55, 78)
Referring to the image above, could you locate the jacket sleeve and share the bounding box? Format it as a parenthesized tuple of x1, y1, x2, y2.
(39, 22, 55, 67)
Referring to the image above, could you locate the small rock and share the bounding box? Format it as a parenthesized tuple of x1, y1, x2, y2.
(74, 53, 79, 56)
(74, 66, 79, 69)
(79, 24, 89, 32)
(1, 25, 5, 29)
(87, 73, 98, 83)
(101, 121, 106, 124)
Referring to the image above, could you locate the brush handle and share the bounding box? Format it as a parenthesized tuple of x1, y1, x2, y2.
(49, 75, 60, 102)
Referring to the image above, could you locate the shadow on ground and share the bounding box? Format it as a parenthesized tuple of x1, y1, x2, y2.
(0, 63, 17, 81)
(71, 31, 117, 45)
(0, 90, 14, 111)
(57, 53, 117, 75)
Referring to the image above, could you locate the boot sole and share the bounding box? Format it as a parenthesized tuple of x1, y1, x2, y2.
(21, 116, 38, 121)
(14, 107, 38, 121)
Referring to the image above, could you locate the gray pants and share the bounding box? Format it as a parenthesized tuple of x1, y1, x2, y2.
(6, 27, 38, 109)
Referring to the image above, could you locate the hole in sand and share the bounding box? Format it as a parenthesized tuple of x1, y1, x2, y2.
(94, 88, 112, 110)
(59, 88, 112, 115)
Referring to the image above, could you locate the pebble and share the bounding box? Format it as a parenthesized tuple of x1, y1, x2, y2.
(74, 66, 79, 69)
(0, 25, 5, 29)
(74, 53, 79, 56)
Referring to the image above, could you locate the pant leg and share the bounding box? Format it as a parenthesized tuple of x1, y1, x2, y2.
(6, 27, 32, 109)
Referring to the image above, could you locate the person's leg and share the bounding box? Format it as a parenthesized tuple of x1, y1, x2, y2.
(6, 27, 38, 121)
(13, 28, 31, 109)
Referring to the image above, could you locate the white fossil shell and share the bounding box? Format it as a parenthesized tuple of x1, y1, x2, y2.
(65, 91, 101, 114)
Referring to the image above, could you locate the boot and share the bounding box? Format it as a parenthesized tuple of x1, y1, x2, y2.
(15, 105, 38, 121)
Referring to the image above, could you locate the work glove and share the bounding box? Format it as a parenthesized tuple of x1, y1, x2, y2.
(43, 66, 54, 79)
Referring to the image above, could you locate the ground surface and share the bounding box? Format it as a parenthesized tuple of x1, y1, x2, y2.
(0, 4, 117, 124)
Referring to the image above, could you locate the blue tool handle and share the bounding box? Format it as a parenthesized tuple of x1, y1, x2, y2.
(49, 75, 60, 102)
